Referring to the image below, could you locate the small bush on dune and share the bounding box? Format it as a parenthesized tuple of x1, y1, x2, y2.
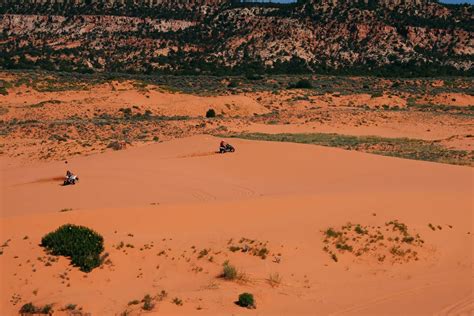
(288, 79, 312, 89)
(41, 224, 104, 272)
(236, 293, 255, 309)
(142, 294, 154, 311)
(64, 304, 77, 310)
(172, 297, 183, 306)
(222, 260, 238, 280)
(19, 302, 53, 315)
(107, 141, 126, 151)
(267, 272, 282, 287)
(19, 303, 36, 314)
(206, 108, 216, 118)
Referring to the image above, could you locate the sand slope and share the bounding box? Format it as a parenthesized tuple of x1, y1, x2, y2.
(1, 136, 472, 315)
(2, 135, 471, 217)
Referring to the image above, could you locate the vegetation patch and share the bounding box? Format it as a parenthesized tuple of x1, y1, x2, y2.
(221, 260, 248, 282)
(107, 140, 127, 151)
(323, 220, 425, 264)
(288, 78, 312, 89)
(227, 237, 271, 259)
(172, 297, 183, 306)
(206, 108, 216, 118)
(407, 103, 474, 116)
(19, 302, 53, 315)
(41, 224, 104, 272)
(236, 293, 256, 309)
(27, 100, 62, 108)
(220, 132, 473, 166)
(142, 294, 155, 311)
(222, 260, 238, 280)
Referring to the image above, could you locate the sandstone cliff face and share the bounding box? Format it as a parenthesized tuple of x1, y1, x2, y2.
(0, 0, 472, 75)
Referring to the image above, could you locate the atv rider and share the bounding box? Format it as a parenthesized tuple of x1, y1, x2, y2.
(65, 170, 78, 185)
(219, 140, 227, 152)
(219, 140, 235, 153)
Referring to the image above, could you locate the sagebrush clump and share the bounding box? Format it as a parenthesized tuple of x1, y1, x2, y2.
(41, 224, 104, 272)
(222, 260, 237, 280)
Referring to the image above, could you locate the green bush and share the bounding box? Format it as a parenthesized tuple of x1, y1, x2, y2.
(288, 79, 312, 89)
(19, 303, 36, 314)
(227, 80, 238, 88)
(19, 302, 53, 314)
(206, 108, 216, 118)
(41, 224, 104, 272)
(237, 293, 255, 309)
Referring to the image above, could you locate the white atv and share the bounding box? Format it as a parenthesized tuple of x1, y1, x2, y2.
(64, 174, 79, 186)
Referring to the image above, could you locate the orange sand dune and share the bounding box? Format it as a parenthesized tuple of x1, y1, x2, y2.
(2, 135, 472, 217)
(1, 136, 472, 315)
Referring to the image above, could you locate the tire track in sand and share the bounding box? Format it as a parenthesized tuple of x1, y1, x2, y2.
(436, 294, 474, 316)
(331, 281, 455, 315)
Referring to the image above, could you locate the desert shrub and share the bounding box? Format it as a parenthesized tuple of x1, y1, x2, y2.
(325, 228, 341, 238)
(245, 73, 263, 81)
(288, 79, 312, 89)
(19, 303, 36, 314)
(267, 272, 282, 287)
(144, 110, 152, 117)
(41, 224, 104, 272)
(19, 302, 53, 314)
(64, 304, 77, 310)
(336, 243, 353, 251)
(172, 297, 183, 306)
(142, 294, 154, 311)
(237, 293, 255, 309)
(229, 245, 240, 252)
(49, 134, 68, 142)
(41, 305, 53, 314)
(198, 248, 209, 259)
(119, 107, 133, 117)
(222, 260, 237, 280)
(257, 247, 269, 259)
(206, 108, 216, 118)
(354, 225, 367, 235)
(227, 80, 239, 88)
(107, 141, 125, 151)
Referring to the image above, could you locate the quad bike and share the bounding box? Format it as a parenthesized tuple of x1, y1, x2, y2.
(219, 144, 235, 153)
(63, 175, 79, 186)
